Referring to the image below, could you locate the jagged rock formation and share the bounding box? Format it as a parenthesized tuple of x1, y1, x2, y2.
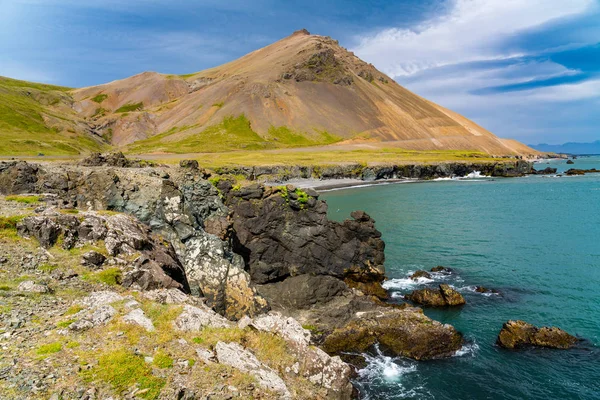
(221, 183, 385, 289)
(406, 284, 466, 307)
(497, 320, 578, 349)
(17, 210, 189, 293)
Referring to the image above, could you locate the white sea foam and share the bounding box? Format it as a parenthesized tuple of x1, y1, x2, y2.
(433, 171, 492, 181)
(459, 285, 500, 297)
(358, 345, 417, 381)
(453, 342, 480, 357)
(382, 276, 433, 290)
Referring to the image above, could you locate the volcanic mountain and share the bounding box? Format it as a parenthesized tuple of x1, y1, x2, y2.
(1, 29, 536, 156)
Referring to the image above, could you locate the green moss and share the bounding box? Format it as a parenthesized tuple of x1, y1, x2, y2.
(5, 195, 40, 204)
(36, 342, 62, 355)
(153, 351, 173, 369)
(212, 102, 224, 108)
(82, 267, 122, 286)
(64, 305, 84, 316)
(82, 349, 165, 399)
(92, 94, 108, 103)
(57, 319, 75, 328)
(115, 102, 143, 113)
(65, 341, 80, 349)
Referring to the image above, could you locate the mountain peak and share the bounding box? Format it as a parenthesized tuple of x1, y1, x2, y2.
(291, 28, 311, 36)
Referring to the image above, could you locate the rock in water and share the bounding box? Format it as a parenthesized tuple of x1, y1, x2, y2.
(497, 320, 578, 349)
(431, 266, 453, 273)
(566, 159, 575, 164)
(406, 284, 466, 307)
(410, 270, 432, 280)
(322, 307, 463, 360)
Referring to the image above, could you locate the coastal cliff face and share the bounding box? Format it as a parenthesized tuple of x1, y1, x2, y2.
(0, 157, 469, 398)
(214, 159, 534, 182)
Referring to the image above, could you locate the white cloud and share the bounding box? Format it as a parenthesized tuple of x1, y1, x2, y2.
(353, 0, 594, 78)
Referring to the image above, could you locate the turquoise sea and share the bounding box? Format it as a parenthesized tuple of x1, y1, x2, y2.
(322, 156, 600, 400)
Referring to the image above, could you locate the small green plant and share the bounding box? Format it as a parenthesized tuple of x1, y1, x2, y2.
(212, 102, 224, 108)
(115, 102, 143, 113)
(5, 195, 39, 204)
(296, 189, 309, 204)
(82, 349, 165, 399)
(153, 350, 173, 369)
(36, 342, 62, 355)
(208, 176, 221, 187)
(92, 94, 108, 103)
(66, 341, 80, 349)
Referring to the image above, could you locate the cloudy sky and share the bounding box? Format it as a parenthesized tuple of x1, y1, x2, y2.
(1, 0, 599, 144)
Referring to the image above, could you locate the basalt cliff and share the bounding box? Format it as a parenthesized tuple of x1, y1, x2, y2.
(0, 156, 468, 399)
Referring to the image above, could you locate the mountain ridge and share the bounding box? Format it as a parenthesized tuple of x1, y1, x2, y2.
(0, 30, 538, 157)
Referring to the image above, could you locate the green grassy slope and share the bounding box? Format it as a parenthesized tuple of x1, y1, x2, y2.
(126, 115, 341, 154)
(0, 77, 107, 155)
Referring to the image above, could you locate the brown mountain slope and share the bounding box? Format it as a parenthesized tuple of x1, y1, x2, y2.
(71, 29, 537, 156)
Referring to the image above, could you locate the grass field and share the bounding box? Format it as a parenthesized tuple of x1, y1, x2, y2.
(133, 147, 508, 169)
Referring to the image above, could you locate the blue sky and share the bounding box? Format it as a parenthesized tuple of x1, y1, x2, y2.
(1, 0, 599, 144)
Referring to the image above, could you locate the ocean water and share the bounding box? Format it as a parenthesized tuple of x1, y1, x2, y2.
(322, 156, 600, 400)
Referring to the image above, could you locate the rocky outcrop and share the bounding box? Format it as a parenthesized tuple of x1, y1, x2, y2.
(497, 320, 578, 349)
(248, 313, 354, 397)
(214, 160, 534, 182)
(222, 184, 385, 288)
(406, 284, 466, 307)
(79, 151, 152, 168)
(322, 306, 463, 360)
(215, 341, 292, 398)
(16, 210, 189, 293)
(0, 161, 41, 194)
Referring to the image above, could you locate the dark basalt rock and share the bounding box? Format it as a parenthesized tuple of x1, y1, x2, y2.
(0, 161, 40, 194)
(530, 167, 557, 175)
(565, 168, 600, 176)
(475, 286, 499, 294)
(406, 284, 466, 307)
(497, 320, 578, 349)
(431, 266, 453, 273)
(81, 251, 106, 268)
(566, 160, 575, 164)
(410, 270, 432, 280)
(224, 184, 385, 289)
